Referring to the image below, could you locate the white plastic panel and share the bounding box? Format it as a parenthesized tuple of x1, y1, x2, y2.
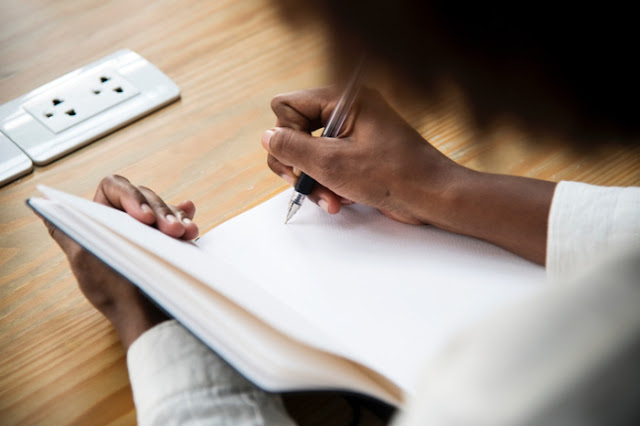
(0, 132, 33, 187)
(0, 50, 180, 165)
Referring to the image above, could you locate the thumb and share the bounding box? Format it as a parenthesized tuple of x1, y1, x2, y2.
(262, 127, 340, 178)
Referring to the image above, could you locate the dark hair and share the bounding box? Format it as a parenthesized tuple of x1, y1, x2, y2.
(274, 0, 640, 146)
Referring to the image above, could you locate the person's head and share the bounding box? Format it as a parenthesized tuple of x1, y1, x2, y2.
(273, 0, 639, 147)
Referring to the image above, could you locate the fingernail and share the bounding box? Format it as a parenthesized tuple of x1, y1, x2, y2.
(182, 217, 192, 225)
(165, 214, 177, 223)
(141, 203, 153, 214)
(261, 129, 275, 149)
(318, 199, 329, 212)
(292, 167, 302, 177)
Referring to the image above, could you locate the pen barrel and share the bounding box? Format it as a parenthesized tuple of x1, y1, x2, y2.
(295, 173, 316, 195)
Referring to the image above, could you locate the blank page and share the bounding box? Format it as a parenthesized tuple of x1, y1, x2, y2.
(197, 189, 546, 394)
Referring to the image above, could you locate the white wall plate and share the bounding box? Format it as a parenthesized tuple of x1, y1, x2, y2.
(0, 133, 33, 187)
(0, 49, 180, 165)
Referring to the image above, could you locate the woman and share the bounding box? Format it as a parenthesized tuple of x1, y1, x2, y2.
(44, 1, 640, 424)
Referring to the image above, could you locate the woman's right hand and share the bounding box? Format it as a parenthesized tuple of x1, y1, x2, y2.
(261, 86, 463, 225)
(261, 87, 556, 265)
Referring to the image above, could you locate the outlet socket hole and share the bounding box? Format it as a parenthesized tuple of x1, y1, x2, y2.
(100, 76, 110, 83)
(93, 89, 101, 95)
(113, 87, 123, 93)
(52, 98, 63, 106)
(44, 112, 54, 118)
(66, 109, 76, 116)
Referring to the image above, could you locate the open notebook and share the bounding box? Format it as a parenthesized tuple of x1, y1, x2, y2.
(29, 186, 545, 406)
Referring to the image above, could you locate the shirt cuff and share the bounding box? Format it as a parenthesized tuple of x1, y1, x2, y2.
(546, 181, 640, 282)
(127, 320, 294, 425)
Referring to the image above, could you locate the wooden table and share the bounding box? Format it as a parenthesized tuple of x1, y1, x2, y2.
(1, 1, 638, 424)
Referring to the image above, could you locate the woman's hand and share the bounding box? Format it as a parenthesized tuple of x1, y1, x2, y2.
(42, 175, 199, 349)
(93, 174, 198, 240)
(262, 87, 556, 265)
(262, 86, 461, 225)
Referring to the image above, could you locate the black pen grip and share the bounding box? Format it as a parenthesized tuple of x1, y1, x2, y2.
(294, 173, 316, 195)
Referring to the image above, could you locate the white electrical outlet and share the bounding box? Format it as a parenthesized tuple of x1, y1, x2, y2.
(24, 69, 140, 134)
(0, 50, 180, 165)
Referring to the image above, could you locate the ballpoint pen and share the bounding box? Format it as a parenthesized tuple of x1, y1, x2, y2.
(285, 60, 366, 223)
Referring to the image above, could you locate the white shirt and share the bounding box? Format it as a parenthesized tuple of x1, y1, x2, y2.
(128, 181, 640, 425)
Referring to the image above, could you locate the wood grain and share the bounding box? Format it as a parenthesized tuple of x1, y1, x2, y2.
(0, 0, 638, 425)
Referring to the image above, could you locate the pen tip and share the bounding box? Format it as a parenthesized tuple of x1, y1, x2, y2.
(285, 192, 304, 224)
(284, 207, 294, 224)
(285, 200, 301, 224)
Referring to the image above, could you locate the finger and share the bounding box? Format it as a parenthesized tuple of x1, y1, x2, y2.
(262, 127, 343, 182)
(171, 203, 199, 240)
(266, 150, 342, 213)
(94, 175, 156, 225)
(138, 186, 187, 238)
(271, 87, 339, 131)
(176, 200, 196, 219)
(307, 185, 343, 214)
(266, 154, 297, 187)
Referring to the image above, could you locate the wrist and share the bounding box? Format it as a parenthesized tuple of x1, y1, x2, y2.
(110, 296, 170, 350)
(416, 166, 555, 264)
(431, 167, 488, 232)
(404, 156, 471, 228)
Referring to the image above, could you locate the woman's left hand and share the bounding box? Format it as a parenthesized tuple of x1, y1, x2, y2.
(41, 175, 198, 349)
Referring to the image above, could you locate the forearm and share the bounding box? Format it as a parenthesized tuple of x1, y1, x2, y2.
(262, 88, 557, 265)
(414, 166, 556, 265)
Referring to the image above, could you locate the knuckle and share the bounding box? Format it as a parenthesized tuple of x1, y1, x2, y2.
(361, 86, 378, 98)
(99, 175, 115, 187)
(102, 174, 126, 186)
(361, 87, 383, 105)
(270, 93, 292, 113)
(266, 154, 281, 172)
(367, 87, 387, 104)
(137, 186, 159, 201)
(150, 200, 170, 212)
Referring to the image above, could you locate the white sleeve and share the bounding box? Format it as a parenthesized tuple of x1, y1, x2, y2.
(127, 320, 296, 426)
(546, 181, 640, 281)
(393, 243, 640, 426)
(392, 181, 640, 426)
